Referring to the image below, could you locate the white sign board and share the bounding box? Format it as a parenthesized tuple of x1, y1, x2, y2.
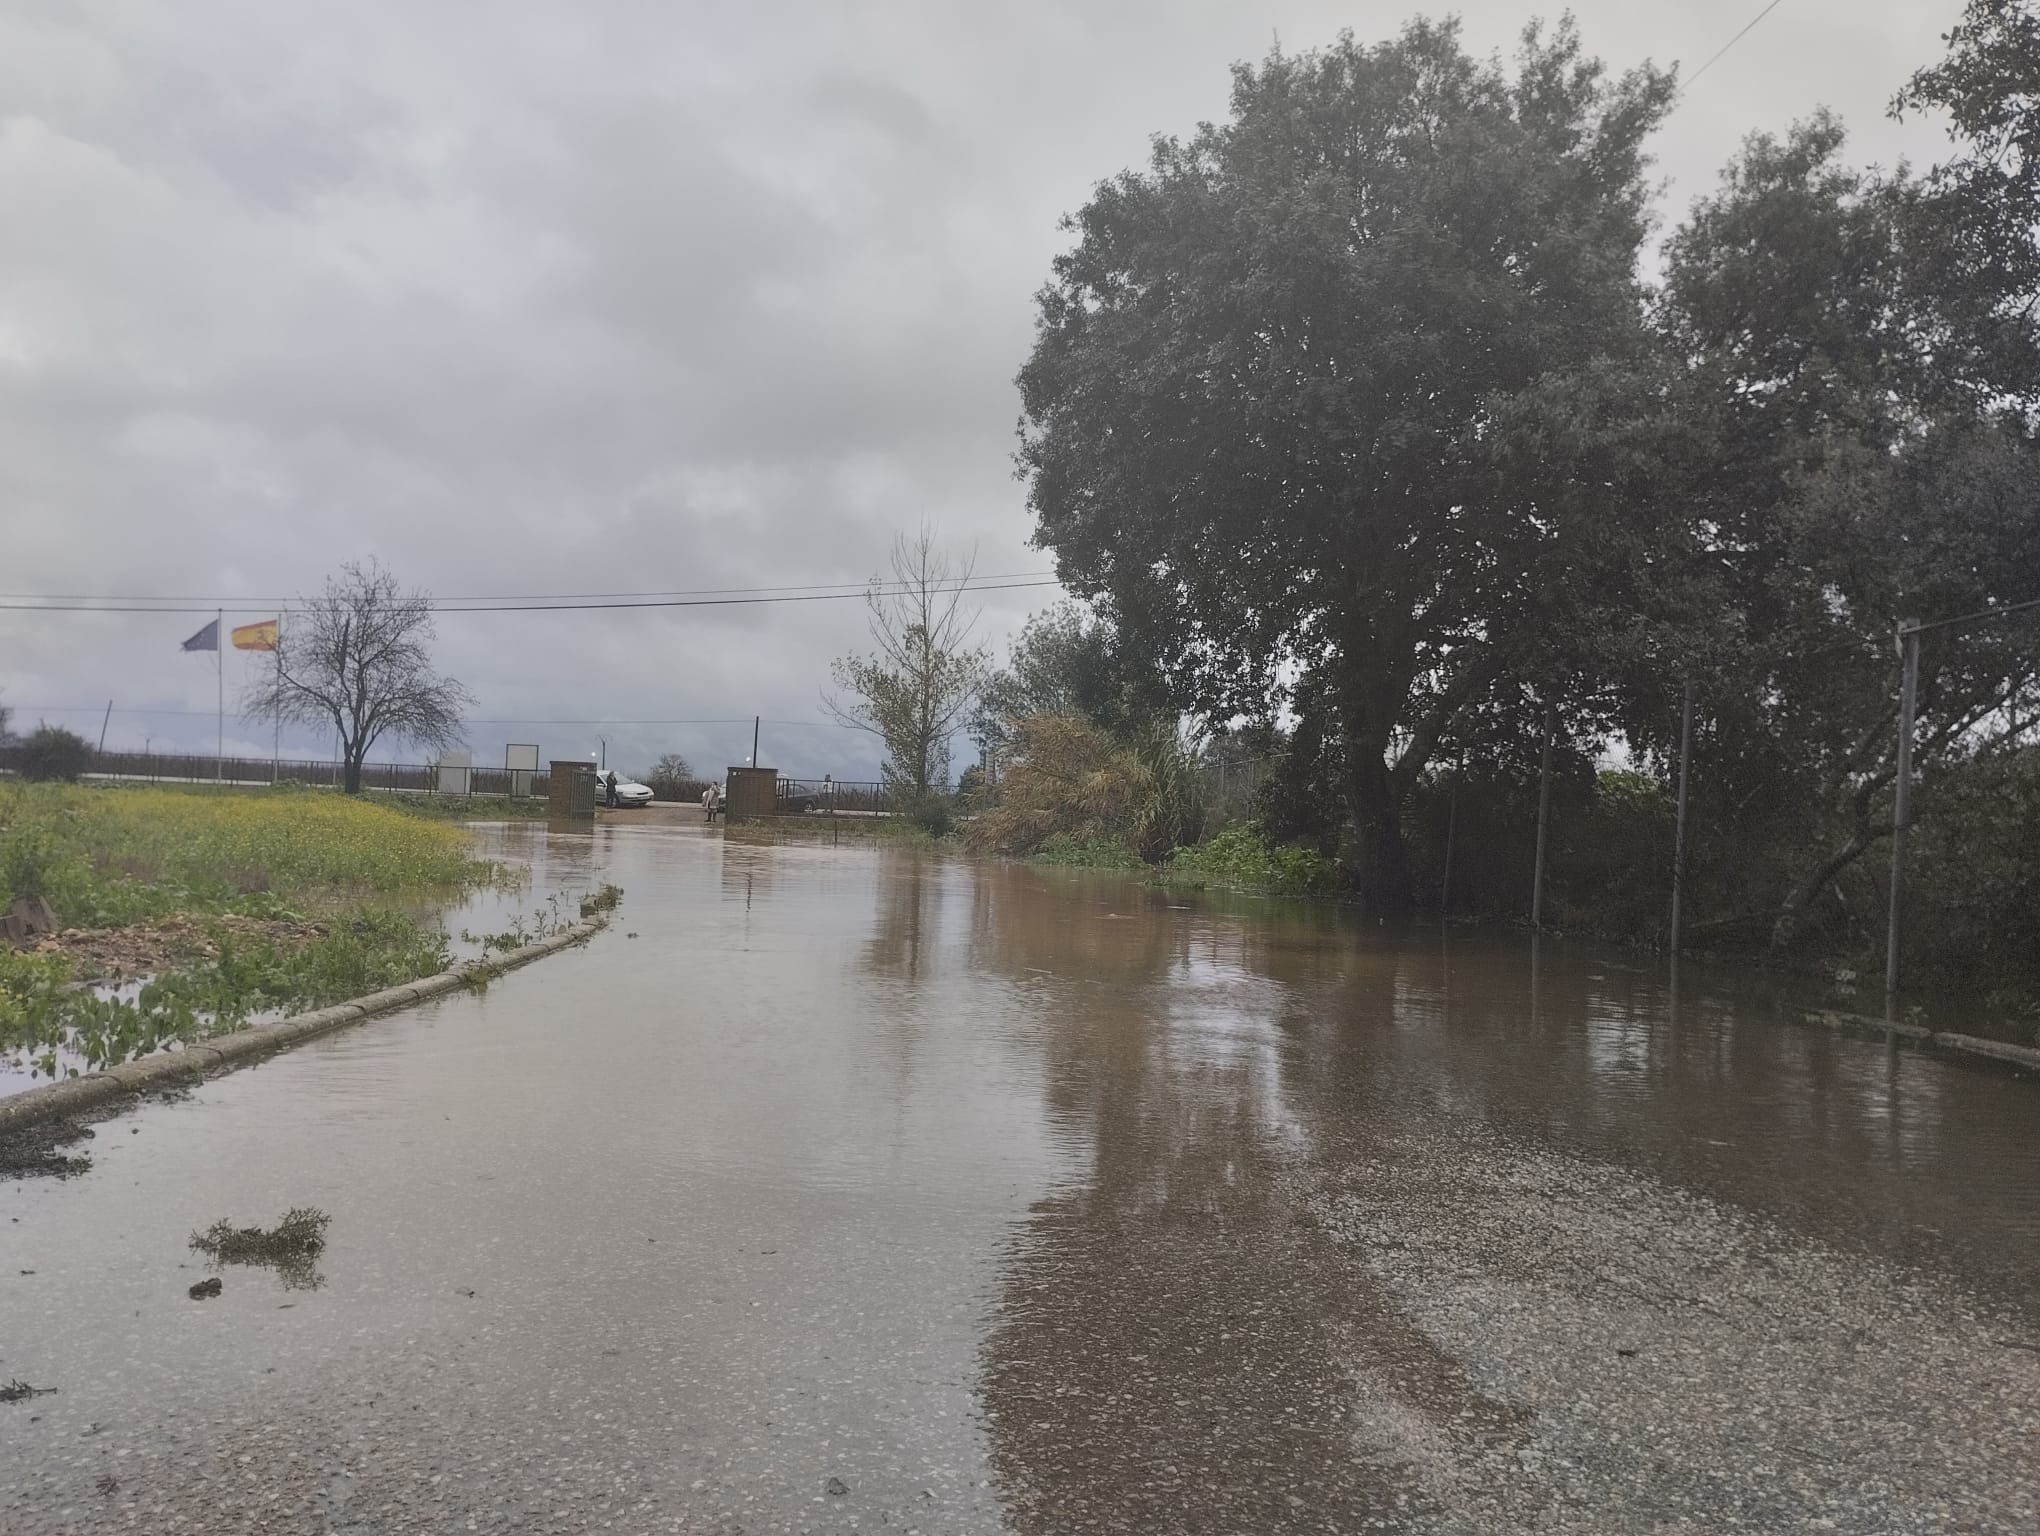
(437, 750, 472, 795)
(505, 743, 540, 798)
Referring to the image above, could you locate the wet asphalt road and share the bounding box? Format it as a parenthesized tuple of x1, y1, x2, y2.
(3, 820, 2038, 1533)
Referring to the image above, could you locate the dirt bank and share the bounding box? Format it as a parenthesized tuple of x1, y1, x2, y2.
(16, 913, 330, 981)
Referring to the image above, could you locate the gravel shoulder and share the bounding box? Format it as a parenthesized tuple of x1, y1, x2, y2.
(1288, 1120, 2040, 1534)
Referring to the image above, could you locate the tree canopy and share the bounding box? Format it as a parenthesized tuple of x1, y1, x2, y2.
(1013, 7, 2040, 953)
(244, 561, 473, 795)
(1018, 18, 1678, 904)
(826, 530, 992, 805)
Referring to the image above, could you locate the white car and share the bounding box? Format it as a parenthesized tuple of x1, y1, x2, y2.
(597, 773, 655, 809)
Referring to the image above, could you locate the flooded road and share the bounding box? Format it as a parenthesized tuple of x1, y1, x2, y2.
(4, 822, 2037, 1533)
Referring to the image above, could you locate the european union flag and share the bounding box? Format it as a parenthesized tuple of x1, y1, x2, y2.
(181, 619, 219, 652)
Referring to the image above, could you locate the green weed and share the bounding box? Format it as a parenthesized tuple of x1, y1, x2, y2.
(0, 783, 488, 927)
(190, 1206, 330, 1289)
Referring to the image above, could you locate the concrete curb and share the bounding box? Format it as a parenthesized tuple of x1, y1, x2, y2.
(1801, 1009, 1933, 1045)
(0, 916, 606, 1136)
(1931, 1030, 2040, 1070)
(1801, 1008, 2040, 1071)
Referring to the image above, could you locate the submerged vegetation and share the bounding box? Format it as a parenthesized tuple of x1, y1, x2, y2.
(381, 791, 555, 823)
(1166, 826, 1340, 896)
(457, 881, 623, 959)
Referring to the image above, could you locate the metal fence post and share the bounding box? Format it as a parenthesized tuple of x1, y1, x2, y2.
(1531, 702, 1557, 930)
(1884, 619, 1920, 1020)
(1440, 747, 1463, 913)
(1670, 677, 1694, 957)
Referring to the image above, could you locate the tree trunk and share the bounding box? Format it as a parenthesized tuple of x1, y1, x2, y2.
(343, 754, 364, 795)
(1769, 773, 1892, 950)
(1769, 826, 1880, 949)
(1345, 755, 1413, 912)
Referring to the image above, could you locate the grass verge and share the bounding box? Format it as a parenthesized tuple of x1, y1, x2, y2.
(2, 782, 484, 925)
(2, 783, 495, 1081)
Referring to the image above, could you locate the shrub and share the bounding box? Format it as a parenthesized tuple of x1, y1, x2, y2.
(16, 725, 91, 783)
(899, 789, 958, 837)
(967, 714, 1203, 863)
(1168, 824, 1340, 893)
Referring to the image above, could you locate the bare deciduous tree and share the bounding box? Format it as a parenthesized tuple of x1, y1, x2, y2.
(244, 560, 474, 794)
(826, 530, 992, 799)
(644, 753, 698, 800)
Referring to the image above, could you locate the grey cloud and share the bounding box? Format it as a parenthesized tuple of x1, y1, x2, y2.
(0, 0, 1968, 779)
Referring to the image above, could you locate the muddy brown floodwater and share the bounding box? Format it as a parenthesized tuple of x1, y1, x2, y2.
(3, 820, 2037, 1534)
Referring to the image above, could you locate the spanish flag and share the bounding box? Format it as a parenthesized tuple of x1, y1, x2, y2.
(232, 618, 279, 652)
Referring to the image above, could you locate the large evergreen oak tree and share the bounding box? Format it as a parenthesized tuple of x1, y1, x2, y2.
(1017, 19, 1676, 906)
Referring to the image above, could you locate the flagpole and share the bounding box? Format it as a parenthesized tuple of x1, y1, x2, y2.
(272, 618, 282, 784)
(215, 607, 223, 786)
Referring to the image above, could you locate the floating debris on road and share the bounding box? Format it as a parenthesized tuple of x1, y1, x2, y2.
(0, 1119, 94, 1181)
(189, 1206, 330, 1290)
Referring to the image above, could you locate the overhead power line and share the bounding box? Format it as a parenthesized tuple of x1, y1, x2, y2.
(1903, 593, 2040, 637)
(12, 707, 863, 728)
(0, 577, 1061, 616)
(0, 571, 1058, 605)
(1685, 0, 1788, 89)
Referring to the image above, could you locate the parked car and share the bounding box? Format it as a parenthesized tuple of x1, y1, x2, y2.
(776, 777, 839, 813)
(599, 772, 655, 808)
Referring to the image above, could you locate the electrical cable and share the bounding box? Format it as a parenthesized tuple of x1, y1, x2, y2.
(0, 571, 1057, 605)
(1685, 0, 1789, 89)
(0, 577, 1060, 616)
(11, 707, 865, 728)
(1902, 593, 2040, 638)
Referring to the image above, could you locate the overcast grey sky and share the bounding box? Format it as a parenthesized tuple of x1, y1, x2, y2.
(0, 0, 1966, 778)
